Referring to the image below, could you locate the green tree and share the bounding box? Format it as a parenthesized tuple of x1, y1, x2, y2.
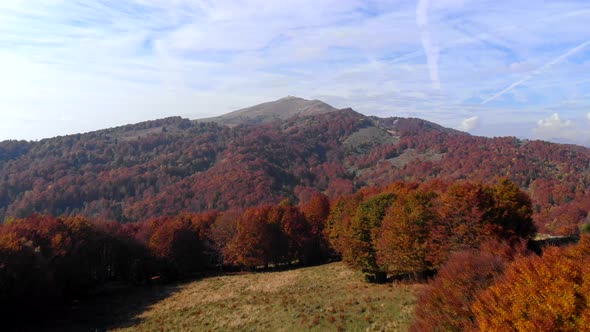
(348, 192, 395, 282)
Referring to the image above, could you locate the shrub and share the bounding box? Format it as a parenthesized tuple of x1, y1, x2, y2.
(411, 240, 527, 331)
(472, 235, 590, 331)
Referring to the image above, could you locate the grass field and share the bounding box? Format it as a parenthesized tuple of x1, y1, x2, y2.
(112, 262, 421, 331)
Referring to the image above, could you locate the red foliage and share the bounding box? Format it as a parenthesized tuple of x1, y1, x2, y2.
(411, 240, 528, 332)
(299, 192, 332, 263)
(0, 214, 151, 320)
(147, 212, 217, 274)
(224, 205, 286, 267)
(1, 110, 587, 235)
(426, 182, 492, 267)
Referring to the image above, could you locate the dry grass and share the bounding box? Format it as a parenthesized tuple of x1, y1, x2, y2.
(114, 262, 421, 332)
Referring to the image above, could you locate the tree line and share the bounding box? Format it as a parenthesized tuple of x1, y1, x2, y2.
(2, 178, 589, 329)
(0, 192, 332, 321)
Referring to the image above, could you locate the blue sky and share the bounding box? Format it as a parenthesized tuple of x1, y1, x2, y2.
(0, 0, 589, 146)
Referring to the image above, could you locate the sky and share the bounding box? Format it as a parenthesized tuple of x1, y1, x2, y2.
(0, 0, 589, 146)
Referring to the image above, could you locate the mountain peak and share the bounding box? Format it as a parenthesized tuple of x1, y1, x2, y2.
(200, 96, 338, 126)
(279, 95, 304, 100)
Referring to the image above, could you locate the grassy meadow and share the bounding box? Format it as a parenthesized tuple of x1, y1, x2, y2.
(111, 262, 420, 331)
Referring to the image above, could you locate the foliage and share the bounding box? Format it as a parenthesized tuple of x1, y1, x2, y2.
(223, 203, 317, 268)
(325, 191, 365, 266)
(487, 179, 536, 239)
(411, 240, 527, 332)
(327, 179, 535, 280)
(347, 192, 395, 279)
(1, 110, 589, 235)
(425, 182, 492, 267)
(299, 192, 332, 263)
(0, 176, 554, 328)
(472, 235, 590, 331)
(376, 189, 434, 277)
(412, 235, 590, 331)
(147, 212, 217, 275)
(0, 214, 151, 320)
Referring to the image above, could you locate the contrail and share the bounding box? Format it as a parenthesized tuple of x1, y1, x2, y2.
(481, 39, 590, 105)
(417, 0, 440, 90)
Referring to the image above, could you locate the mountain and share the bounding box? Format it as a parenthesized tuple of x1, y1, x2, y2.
(199, 96, 337, 126)
(547, 136, 590, 148)
(1, 98, 589, 235)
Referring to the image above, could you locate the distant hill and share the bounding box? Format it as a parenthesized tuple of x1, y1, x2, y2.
(199, 96, 338, 126)
(1, 97, 589, 235)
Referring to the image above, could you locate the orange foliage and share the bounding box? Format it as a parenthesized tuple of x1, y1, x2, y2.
(411, 240, 527, 332)
(473, 235, 590, 331)
(224, 205, 286, 267)
(327, 179, 535, 280)
(376, 190, 433, 276)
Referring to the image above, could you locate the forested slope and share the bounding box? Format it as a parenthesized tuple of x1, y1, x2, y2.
(1, 98, 589, 234)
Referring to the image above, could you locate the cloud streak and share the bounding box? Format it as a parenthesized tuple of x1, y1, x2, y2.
(0, 0, 589, 145)
(481, 39, 590, 105)
(416, 0, 440, 90)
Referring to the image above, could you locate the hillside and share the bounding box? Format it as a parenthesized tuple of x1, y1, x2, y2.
(0, 97, 589, 234)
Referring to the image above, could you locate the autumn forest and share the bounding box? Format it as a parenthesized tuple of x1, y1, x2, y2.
(2, 99, 590, 330)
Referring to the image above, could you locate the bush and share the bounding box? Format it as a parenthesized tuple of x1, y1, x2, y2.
(472, 235, 590, 331)
(411, 240, 528, 331)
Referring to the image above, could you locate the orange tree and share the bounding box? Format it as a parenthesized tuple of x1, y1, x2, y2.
(223, 204, 309, 268)
(411, 240, 527, 332)
(375, 189, 434, 278)
(472, 235, 590, 331)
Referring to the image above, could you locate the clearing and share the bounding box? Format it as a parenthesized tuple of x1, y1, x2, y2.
(35, 262, 421, 331)
(115, 262, 420, 331)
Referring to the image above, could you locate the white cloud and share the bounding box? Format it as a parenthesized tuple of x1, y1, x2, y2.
(537, 113, 573, 130)
(587, 112, 590, 122)
(459, 116, 479, 132)
(533, 113, 590, 145)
